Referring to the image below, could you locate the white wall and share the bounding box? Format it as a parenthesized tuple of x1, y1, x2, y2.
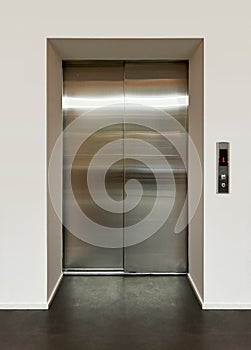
(0, 0, 251, 309)
(47, 42, 63, 303)
(188, 41, 204, 301)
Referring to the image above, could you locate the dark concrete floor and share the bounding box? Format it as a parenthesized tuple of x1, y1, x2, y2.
(0, 276, 251, 350)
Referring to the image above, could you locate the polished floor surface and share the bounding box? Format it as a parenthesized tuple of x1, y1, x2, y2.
(0, 276, 251, 349)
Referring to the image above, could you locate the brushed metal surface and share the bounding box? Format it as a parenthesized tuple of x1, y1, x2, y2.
(63, 61, 188, 273)
(123, 62, 188, 273)
(63, 61, 124, 269)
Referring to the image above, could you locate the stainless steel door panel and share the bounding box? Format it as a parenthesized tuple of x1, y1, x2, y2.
(124, 62, 188, 273)
(63, 62, 124, 269)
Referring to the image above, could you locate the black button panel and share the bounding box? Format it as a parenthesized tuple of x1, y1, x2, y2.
(217, 143, 229, 194)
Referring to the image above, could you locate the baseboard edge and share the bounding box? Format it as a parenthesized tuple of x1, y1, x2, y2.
(202, 303, 251, 310)
(187, 273, 203, 308)
(47, 273, 63, 308)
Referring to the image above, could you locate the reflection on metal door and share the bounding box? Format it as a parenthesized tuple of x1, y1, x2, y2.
(63, 62, 124, 270)
(63, 61, 188, 273)
(123, 62, 188, 272)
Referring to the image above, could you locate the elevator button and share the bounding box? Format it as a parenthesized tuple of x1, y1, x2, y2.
(221, 182, 226, 188)
(221, 174, 227, 180)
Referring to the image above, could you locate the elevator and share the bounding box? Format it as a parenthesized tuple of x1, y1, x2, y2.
(63, 61, 188, 274)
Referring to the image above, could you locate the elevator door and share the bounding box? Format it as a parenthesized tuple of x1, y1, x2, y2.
(63, 62, 124, 270)
(123, 62, 188, 272)
(63, 61, 188, 273)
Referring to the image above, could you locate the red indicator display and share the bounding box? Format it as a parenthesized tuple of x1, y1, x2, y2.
(219, 149, 228, 166)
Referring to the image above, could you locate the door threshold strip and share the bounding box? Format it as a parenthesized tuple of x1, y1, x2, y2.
(63, 270, 187, 276)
